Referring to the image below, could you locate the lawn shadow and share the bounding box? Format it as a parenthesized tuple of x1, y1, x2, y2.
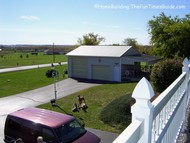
(72, 78, 120, 84)
(72, 77, 139, 84)
(99, 94, 135, 132)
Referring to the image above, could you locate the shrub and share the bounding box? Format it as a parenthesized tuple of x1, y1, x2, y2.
(150, 58, 182, 92)
(45, 69, 59, 78)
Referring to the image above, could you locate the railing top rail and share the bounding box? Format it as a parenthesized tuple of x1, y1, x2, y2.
(113, 58, 190, 143)
(152, 72, 186, 119)
(113, 119, 144, 143)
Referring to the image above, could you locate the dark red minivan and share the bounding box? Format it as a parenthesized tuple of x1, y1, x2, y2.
(4, 108, 100, 143)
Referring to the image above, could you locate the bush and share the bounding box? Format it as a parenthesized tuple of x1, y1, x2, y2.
(150, 59, 182, 92)
(45, 69, 59, 78)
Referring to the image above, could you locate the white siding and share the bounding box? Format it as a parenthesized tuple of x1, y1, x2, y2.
(71, 57, 88, 79)
(68, 56, 121, 81)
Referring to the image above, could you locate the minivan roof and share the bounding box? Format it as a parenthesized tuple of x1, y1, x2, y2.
(9, 108, 75, 128)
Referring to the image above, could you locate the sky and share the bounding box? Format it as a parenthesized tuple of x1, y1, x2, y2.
(0, 0, 189, 45)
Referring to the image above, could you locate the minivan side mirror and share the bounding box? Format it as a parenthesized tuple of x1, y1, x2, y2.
(78, 117, 85, 127)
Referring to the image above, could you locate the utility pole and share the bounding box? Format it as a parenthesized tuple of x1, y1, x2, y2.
(52, 42, 57, 100)
(53, 72, 57, 100)
(52, 42, 55, 63)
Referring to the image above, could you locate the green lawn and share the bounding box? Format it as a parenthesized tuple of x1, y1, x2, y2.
(38, 82, 137, 133)
(0, 51, 68, 97)
(0, 51, 67, 68)
(0, 65, 67, 97)
(0, 50, 138, 133)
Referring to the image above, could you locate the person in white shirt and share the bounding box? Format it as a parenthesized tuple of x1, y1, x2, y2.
(37, 136, 46, 143)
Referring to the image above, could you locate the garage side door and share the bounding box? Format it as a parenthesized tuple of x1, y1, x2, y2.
(92, 65, 110, 81)
(72, 57, 87, 78)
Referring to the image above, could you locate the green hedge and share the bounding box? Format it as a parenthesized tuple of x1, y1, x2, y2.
(150, 59, 182, 92)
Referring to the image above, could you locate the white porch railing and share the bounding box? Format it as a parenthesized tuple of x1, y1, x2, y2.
(113, 58, 190, 143)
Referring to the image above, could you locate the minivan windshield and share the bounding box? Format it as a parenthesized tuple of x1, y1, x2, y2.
(56, 119, 86, 143)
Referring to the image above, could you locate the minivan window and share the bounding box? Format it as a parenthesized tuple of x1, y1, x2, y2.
(56, 119, 86, 143)
(42, 128, 56, 142)
(7, 117, 22, 131)
(22, 120, 40, 137)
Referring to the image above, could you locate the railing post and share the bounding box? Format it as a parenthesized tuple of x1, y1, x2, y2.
(182, 58, 189, 100)
(188, 58, 190, 114)
(182, 58, 189, 73)
(131, 77, 154, 143)
(181, 58, 190, 132)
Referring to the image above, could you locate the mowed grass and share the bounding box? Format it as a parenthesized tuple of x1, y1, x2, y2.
(0, 65, 67, 97)
(38, 82, 137, 133)
(0, 51, 67, 68)
(1, 50, 137, 133)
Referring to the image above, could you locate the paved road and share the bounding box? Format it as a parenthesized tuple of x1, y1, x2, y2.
(0, 62, 67, 73)
(0, 78, 118, 143)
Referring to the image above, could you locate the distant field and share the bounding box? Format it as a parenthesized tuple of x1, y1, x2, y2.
(0, 50, 68, 97)
(0, 51, 67, 68)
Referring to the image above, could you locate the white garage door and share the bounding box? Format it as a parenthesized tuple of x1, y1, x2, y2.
(92, 65, 110, 81)
(72, 57, 87, 78)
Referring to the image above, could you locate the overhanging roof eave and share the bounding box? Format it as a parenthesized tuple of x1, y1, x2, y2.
(122, 55, 161, 64)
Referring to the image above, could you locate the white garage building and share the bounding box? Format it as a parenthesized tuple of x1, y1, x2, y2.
(66, 46, 160, 82)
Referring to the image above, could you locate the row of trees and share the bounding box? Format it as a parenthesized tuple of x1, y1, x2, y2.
(78, 13, 190, 59)
(77, 32, 138, 47)
(77, 32, 148, 53)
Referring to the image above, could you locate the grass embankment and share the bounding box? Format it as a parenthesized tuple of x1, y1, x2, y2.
(38, 82, 137, 133)
(0, 65, 67, 97)
(0, 52, 67, 68)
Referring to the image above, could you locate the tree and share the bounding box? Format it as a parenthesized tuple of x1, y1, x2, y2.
(78, 33, 105, 45)
(148, 13, 190, 58)
(122, 38, 139, 50)
(123, 38, 137, 46)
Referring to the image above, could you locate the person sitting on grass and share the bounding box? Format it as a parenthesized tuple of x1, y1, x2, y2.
(72, 103, 79, 112)
(77, 95, 88, 112)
